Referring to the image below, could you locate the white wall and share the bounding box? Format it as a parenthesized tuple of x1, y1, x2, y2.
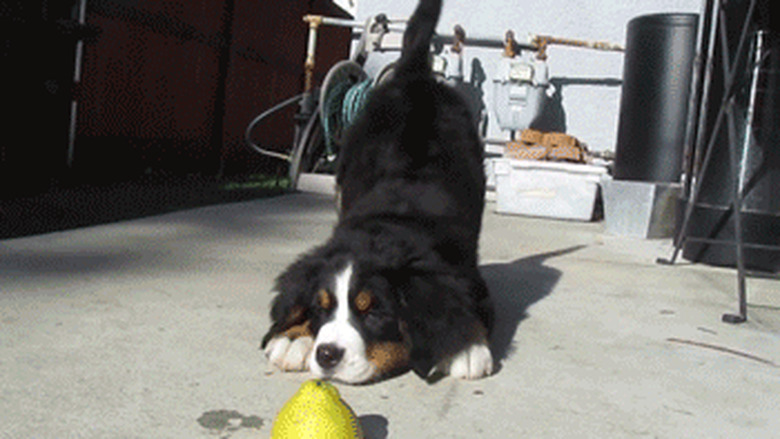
(352, 0, 702, 153)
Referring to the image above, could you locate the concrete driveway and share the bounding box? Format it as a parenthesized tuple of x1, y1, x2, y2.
(2, 192, 779, 438)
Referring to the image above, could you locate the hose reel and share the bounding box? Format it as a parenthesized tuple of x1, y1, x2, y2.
(319, 59, 399, 163)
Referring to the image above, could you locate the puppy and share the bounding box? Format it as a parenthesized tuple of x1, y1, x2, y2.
(262, 0, 493, 384)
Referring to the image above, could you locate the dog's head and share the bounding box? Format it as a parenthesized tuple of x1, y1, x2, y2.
(262, 236, 490, 384)
(263, 244, 409, 383)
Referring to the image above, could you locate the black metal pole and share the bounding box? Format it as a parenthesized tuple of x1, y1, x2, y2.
(660, 0, 759, 268)
(214, 0, 236, 179)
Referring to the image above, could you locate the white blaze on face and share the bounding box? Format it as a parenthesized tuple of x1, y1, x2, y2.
(309, 262, 376, 383)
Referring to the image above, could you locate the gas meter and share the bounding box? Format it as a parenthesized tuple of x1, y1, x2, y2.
(492, 54, 549, 132)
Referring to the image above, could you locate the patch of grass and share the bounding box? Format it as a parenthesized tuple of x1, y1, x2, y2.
(220, 174, 290, 192)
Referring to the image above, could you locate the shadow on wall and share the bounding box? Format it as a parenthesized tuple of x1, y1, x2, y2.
(451, 58, 490, 137)
(481, 245, 586, 369)
(530, 76, 623, 134)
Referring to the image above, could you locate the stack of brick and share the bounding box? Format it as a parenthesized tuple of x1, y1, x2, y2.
(505, 129, 588, 163)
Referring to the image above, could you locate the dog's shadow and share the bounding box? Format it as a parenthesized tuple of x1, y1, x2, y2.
(481, 245, 585, 368)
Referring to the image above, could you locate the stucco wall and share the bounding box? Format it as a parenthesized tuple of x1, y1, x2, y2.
(352, 0, 702, 153)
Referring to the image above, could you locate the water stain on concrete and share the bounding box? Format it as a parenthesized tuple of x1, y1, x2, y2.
(197, 409, 264, 434)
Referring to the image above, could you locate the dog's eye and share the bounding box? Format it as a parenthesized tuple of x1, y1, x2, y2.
(317, 289, 334, 310)
(354, 290, 373, 314)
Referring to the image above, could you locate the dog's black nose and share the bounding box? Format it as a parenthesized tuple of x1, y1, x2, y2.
(316, 343, 344, 369)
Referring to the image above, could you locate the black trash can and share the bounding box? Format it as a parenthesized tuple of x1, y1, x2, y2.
(614, 13, 699, 182)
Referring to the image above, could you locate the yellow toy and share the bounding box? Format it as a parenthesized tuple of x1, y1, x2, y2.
(271, 379, 364, 438)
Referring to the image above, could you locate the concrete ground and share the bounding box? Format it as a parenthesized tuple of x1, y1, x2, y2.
(2, 192, 779, 438)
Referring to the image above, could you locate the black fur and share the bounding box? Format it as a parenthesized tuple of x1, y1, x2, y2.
(263, 0, 493, 380)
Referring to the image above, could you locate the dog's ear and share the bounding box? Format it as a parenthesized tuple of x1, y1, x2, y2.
(261, 250, 327, 348)
(398, 272, 492, 379)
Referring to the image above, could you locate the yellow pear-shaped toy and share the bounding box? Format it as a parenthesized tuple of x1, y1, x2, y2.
(271, 379, 364, 439)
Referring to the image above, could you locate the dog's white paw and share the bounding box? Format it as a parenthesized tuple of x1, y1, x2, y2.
(264, 336, 314, 371)
(445, 341, 494, 380)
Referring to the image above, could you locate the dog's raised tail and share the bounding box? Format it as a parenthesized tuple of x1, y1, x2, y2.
(396, 0, 442, 78)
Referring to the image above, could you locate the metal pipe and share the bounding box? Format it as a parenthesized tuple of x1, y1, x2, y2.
(67, 0, 88, 169)
(679, 0, 713, 202)
(306, 14, 623, 56)
(304, 14, 406, 30)
(303, 15, 323, 93)
(307, 13, 626, 56)
(530, 33, 624, 60)
(724, 29, 768, 323)
(738, 30, 765, 197)
(305, 14, 538, 51)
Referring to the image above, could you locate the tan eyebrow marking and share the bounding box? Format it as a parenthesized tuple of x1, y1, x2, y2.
(317, 289, 333, 310)
(354, 290, 373, 313)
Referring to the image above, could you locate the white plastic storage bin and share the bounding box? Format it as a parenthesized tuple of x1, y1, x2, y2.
(493, 158, 608, 221)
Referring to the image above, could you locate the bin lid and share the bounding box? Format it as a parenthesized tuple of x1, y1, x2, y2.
(494, 158, 608, 176)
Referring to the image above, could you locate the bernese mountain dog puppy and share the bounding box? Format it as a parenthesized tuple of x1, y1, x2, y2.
(262, 0, 493, 384)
